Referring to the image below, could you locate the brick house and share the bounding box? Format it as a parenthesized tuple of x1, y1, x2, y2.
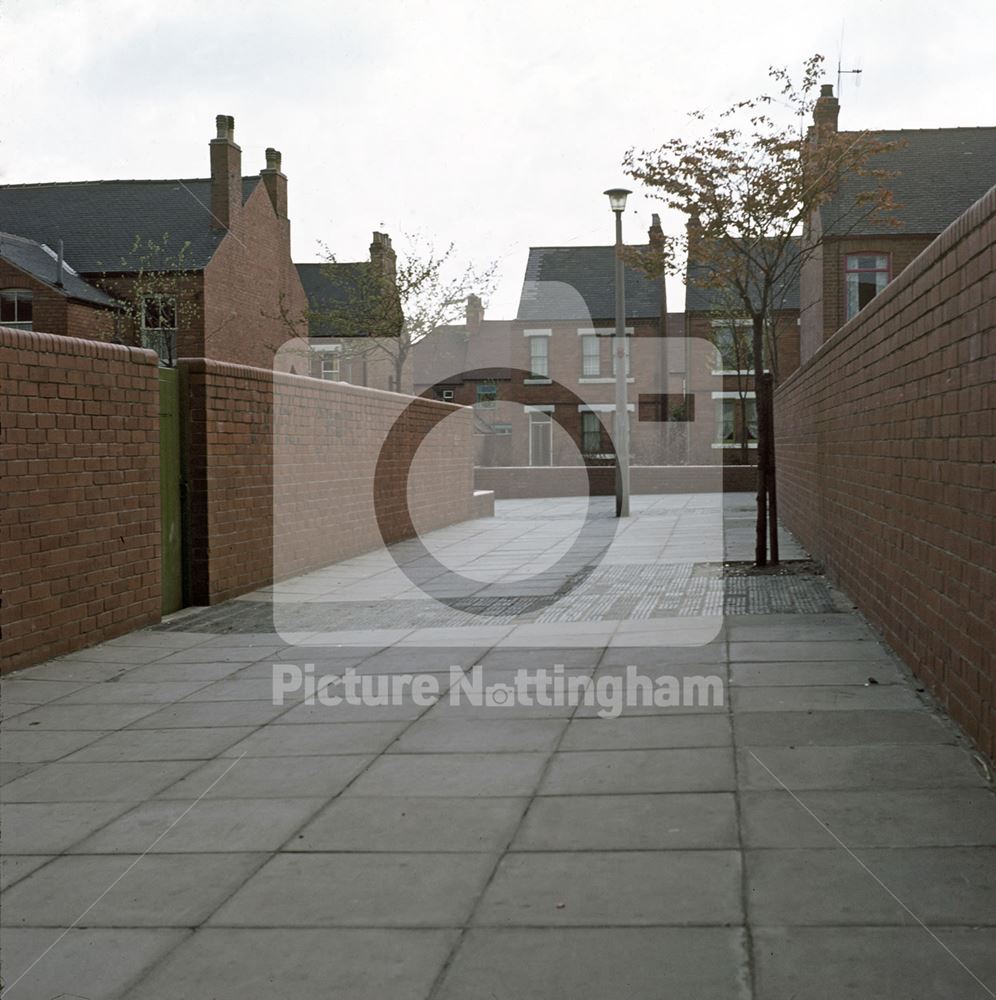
(0, 115, 307, 368)
(799, 86, 996, 362)
(414, 217, 711, 471)
(0, 232, 121, 340)
(295, 231, 406, 391)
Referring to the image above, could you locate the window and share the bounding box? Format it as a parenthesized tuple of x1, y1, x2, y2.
(476, 383, 498, 408)
(439, 388, 454, 401)
(528, 410, 553, 466)
(141, 294, 177, 366)
(493, 423, 512, 435)
(581, 335, 601, 376)
(0, 289, 33, 330)
(529, 336, 549, 378)
(845, 254, 890, 320)
(320, 355, 341, 381)
(581, 411, 603, 456)
(715, 396, 757, 447)
(711, 320, 753, 372)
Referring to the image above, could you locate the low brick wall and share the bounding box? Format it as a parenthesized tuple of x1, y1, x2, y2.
(775, 185, 995, 759)
(475, 464, 757, 499)
(1, 328, 161, 672)
(180, 359, 480, 605)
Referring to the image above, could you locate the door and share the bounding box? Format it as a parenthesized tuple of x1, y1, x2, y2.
(159, 367, 184, 614)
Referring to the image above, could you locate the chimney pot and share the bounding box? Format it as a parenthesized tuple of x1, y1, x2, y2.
(265, 147, 282, 172)
(820, 84, 834, 97)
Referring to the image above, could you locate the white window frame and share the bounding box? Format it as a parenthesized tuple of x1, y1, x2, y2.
(711, 391, 758, 449)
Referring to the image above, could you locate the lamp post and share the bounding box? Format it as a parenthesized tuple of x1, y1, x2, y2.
(604, 188, 631, 517)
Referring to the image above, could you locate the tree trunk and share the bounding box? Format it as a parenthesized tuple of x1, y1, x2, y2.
(752, 315, 768, 566)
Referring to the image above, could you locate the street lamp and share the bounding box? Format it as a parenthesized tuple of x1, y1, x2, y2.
(604, 188, 631, 517)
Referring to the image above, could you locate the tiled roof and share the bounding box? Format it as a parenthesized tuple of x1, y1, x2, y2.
(824, 127, 996, 235)
(0, 231, 119, 308)
(0, 177, 260, 273)
(517, 245, 665, 321)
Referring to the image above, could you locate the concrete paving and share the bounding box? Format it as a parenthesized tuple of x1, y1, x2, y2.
(1, 493, 994, 1000)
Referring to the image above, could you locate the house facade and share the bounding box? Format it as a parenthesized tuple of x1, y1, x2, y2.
(800, 86, 996, 362)
(0, 115, 307, 369)
(414, 217, 732, 474)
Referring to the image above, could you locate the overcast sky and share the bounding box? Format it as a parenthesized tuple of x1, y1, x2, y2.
(3, 0, 994, 316)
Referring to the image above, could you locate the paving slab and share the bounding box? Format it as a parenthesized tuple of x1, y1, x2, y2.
(741, 788, 996, 848)
(0, 729, 109, 763)
(473, 850, 742, 925)
(745, 847, 996, 926)
(0, 760, 199, 803)
(289, 795, 528, 852)
(0, 927, 189, 1000)
(433, 927, 752, 1000)
(0, 855, 55, 892)
(156, 753, 373, 800)
(559, 714, 730, 750)
(61, 726, 256, 763)
(0, 801, 141, 854)
(538, 748, 735, 795)
(732, 684, 922, 712)
(389, 717, 566, 753)
(120, 928, 459, 1000)
(751, 926, 996, 999)
(70, 798, 327, 853)
(0, 852, 268, 927)
(209, 852, 495, 927)
(731, 660, 905, 686)
(344, 753, 549, 797)
(734, 710, 955, 747)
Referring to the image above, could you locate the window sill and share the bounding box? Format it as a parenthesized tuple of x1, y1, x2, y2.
(578, 377, 635, 384)
(712, 442, 758, 449)
(523, 378, 552, 385)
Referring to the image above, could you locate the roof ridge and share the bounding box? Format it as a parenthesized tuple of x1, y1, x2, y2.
(839, 125, 996, 135)
(0, 176, 262, 189)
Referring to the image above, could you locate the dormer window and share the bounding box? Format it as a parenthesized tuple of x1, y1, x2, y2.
(845, 254, 890, 320)
(1, 289, 33, 330)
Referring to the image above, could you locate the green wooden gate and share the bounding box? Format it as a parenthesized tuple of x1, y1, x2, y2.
(159, 368, 184, 614)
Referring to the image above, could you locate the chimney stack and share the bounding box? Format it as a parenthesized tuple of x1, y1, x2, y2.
(813, 83, 840, 136)
(210, 114, 241, 232)
(465, 293, 484, 333)
(55, 239, 64, 288)
(261, 146, 287, 219)
(685, 210, 702, 253)
(369, 231, 397, 281)
(648, 213, 665, 247)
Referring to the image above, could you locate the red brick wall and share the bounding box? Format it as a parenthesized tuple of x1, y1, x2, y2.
(0, 328, 161, 672)
(200, 183, 308, 369)
(775, 185, 996, 759)
(180, 358, 478, 605)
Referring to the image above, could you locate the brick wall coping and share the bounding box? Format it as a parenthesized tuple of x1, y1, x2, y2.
(0, 325, 159, 366)
(176, 356, 465, 413)
(780, 182, 996, 388)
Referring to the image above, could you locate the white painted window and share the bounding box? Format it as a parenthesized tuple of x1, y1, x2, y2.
(0, 289, 32, 330)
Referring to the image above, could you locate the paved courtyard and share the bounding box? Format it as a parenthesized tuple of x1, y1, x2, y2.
(1, 495, 994, 999)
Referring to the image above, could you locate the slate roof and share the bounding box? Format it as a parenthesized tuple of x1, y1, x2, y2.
(0, 231, 119, 308)
(517, 245, 665, 321)
(0, 177, 260, 273)
(823, 127, 996, 236)
(685, 241, 801, 313)
(295, 262, 370, 337)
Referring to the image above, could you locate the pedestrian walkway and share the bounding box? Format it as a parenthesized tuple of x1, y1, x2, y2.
(1, 495, 994, 999)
